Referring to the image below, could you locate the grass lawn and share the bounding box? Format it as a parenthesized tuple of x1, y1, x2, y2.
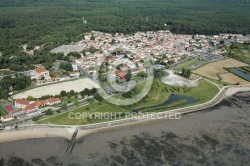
(128, 78, 219, 110)
(224, 43, 250, 65)
(184, 79, 219, 104)
(38, 100, 128, 125)
(175, 58, 202, 71)
(0, 107, 6, 116)
(62, 97, 79, 104)
(38, 76, 219, 125)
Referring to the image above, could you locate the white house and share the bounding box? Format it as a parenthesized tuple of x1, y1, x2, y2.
(46, 98, 61, 105)
(0, 115, 13, 122)
(75, 58, 83, 65)
(70, 72, 80, 78)
(15, 99, 31, 109)
(72, 63, 78, 71)
(30, 66, 50, 80)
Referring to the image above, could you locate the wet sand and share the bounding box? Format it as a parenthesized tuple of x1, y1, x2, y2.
(0, 128, 74, 143)
(0, 91, 250, 165)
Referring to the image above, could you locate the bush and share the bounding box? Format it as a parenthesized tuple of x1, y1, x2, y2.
(45, 109, 53, 115)
(32, 116, 41, 121)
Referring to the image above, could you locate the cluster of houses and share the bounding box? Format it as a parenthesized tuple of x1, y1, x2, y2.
(22, 64, 80, 84)
(15, 98, 61, 114)
(51, 30, 250, 80)
(0, 98, 61, 122)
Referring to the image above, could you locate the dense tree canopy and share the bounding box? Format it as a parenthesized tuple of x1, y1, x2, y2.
(0, 74, 32, 99)
(0, 0, 249, 71)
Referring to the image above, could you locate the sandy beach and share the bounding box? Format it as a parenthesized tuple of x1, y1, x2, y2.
(225, 85, 250, 96)
(12, 78, 99, 99)
(0, 126, 101, 144)
(0, 91, 249, 165)
(0, 128, 75, 143)
(1, 85, 250, 144)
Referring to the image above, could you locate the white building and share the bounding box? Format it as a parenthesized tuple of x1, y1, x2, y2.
(15, 99, 31, 109)
(35, 66, 50, 78)
(70, 72, 80, 78)
(72, 63, 78, 71)
(0, 115, 13, 122)
(31, 66, 50, 79)
(76, 58, 83, 65)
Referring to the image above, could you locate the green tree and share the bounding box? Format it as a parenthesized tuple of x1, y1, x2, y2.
(59, 63, 73, 71)
(90, 35, 95, 40)
(69, 90, 76, 96)
(60, 90, 67, 97)
(61, 103, 68, 110)
(45, 109, 53, 115)
(32, 116, 40, 122)
(127, 69, 132, 81)
(26, 96, 34, 101)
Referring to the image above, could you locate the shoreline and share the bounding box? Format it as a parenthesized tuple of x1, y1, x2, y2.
(0, 85, 250, 143)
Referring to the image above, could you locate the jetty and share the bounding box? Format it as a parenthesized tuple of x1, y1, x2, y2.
(66, 128, 78, 154)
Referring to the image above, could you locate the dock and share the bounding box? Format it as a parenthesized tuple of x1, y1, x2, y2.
(66, 128, 78, 154)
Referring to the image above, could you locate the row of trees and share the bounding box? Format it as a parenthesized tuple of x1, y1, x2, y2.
(60, 88, 102, 101)
(182, 68, 191, 78)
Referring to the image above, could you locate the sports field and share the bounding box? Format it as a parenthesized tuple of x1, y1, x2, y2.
(193, 58, 249, 84)
(12, 78, 99, 99)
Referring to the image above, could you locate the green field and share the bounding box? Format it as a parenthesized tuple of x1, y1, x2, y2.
(62, 97, 79, 104)
(38, 77, 219, 125)
(128, 78, 219, 110)
(224, 43, 250, 65)
(38, 100, 128, 125)
(174, 58, 203, 71)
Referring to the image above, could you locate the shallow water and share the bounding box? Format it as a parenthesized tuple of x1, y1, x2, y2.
(228, 68, 250, 81)
(0, 91, 249, 166)
(135, 94, 197, 112)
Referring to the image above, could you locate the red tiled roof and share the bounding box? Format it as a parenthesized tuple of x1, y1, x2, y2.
(15, 99, 30, 105)
(35, 100, 47, 106)
(23, 98, 61, 112)
(24, 103, 37, 112)
(77, 58, 83, 61)
(47, 98, 61, 104)
(115, 71, 126, 78)
(35, 67, 48, 74)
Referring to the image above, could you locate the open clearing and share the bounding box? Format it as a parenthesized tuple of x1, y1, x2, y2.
(12, 78, 99, 99)
(162, 70, 200, 87)
(193, 58, 249, 84)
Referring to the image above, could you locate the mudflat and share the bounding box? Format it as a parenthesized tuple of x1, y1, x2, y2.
(0, 91, 249, 165)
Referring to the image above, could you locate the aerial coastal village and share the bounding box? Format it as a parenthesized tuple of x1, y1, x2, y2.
(0, 30, 249, 123)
